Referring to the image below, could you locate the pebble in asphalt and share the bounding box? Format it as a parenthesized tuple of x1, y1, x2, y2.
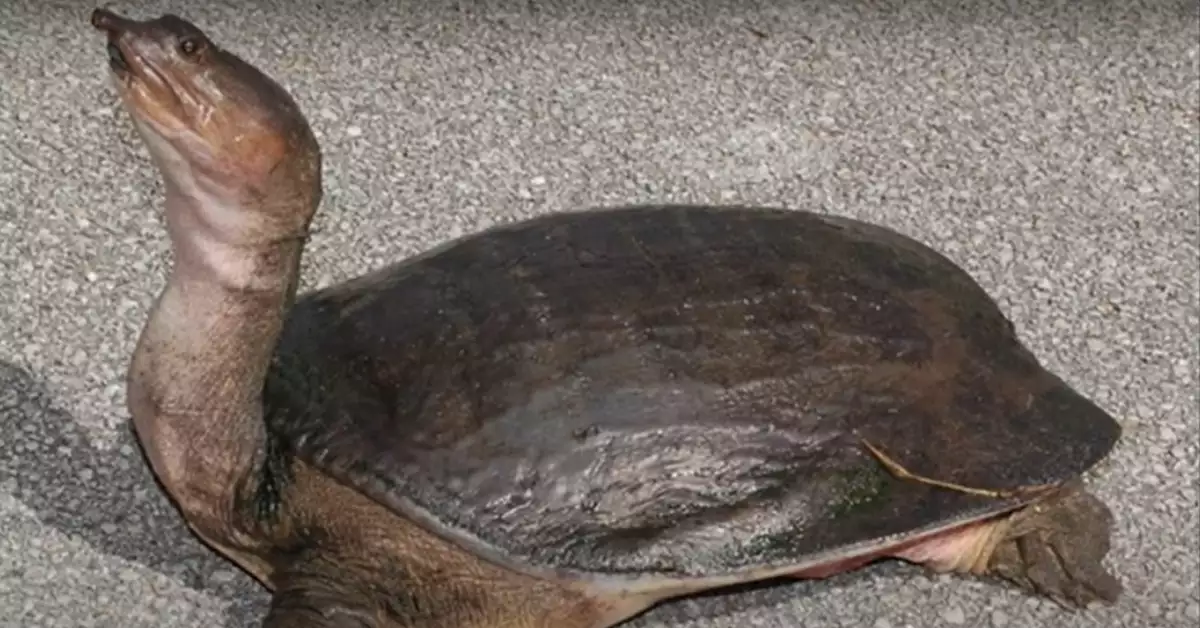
(1, 0, 1197, 627)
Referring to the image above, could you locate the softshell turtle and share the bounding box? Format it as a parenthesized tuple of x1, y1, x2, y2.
(91, 9, 1123, 627)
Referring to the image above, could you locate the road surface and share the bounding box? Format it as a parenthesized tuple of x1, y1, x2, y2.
(1, 0, 1197, 626)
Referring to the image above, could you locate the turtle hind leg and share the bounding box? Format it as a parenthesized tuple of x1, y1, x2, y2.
(891, 481, 1122, 608)
(985, 481, 1122, 608)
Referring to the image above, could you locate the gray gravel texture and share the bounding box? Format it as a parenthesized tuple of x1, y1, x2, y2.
(2, 0, 1198, 626)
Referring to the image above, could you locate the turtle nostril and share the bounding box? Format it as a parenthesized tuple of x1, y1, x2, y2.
(90, 8, 109, 29)
(91, 8, 122, 31)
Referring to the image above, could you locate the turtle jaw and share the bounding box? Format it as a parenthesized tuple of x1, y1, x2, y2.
(90, 9, 145, 80)
(89, 9, 194, 144)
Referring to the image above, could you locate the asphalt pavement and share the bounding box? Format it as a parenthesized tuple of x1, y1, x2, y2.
(1, 0, 1197, 626)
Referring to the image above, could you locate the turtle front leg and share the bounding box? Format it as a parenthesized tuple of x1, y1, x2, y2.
(261, 592, 643, 628)
(263, 603, 371, 628)
(263, 561, 648, 628)
(893, 480, 1122, 608)
(262, 570, 377, 627)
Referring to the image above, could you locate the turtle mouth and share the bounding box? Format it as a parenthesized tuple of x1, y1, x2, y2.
(89, 9, 185, 142)
(106, 39, 131, 74)
(91, 8, 136, 77)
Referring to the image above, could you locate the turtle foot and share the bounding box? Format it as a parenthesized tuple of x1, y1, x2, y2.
(985, 482, 1122, 608)
(894, 481, 1122, 608)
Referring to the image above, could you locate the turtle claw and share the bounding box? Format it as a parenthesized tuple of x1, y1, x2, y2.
(860, 439, 1055, 500)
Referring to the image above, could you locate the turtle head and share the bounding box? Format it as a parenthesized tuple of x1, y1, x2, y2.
(91, 9, 321, 243)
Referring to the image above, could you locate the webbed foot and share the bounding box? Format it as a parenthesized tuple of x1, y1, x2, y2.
(892, 481, 1122, 608)
(987, 481, 1122, 607)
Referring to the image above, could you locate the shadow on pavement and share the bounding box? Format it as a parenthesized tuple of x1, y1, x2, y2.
(0, 359, 268, 627)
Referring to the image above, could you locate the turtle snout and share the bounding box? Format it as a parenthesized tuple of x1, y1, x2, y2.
(90, 8, 136, 34)
(91, 9, 139, 74)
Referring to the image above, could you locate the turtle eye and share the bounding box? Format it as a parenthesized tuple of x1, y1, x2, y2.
(178, 36, 202, 57)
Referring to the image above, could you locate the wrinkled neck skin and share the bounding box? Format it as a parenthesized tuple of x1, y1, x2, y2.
(126, 131, 304, 535)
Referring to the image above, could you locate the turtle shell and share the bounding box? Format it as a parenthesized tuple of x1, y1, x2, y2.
(261, 205, 1120, 581)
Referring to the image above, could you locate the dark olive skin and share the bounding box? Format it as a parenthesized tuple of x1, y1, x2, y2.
(94, 9, 1122, 628)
